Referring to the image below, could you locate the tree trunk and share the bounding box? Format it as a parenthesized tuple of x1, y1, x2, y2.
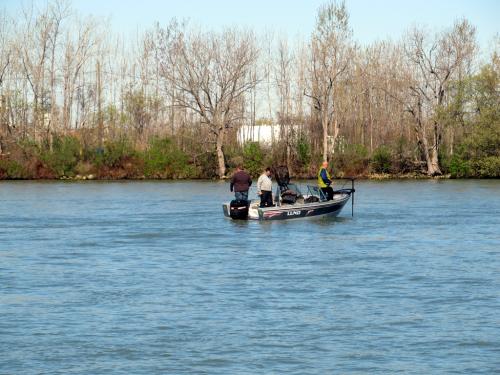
(286, 123, 292, 176)
(332, 116, 339, 154)
(418, 130, 441, 176)
(216, 126, 226, 178)
(428, 121, 442, 176)
(369, 96, 374, 153)
(63, 74, 71, 130)
(428, 147, 442, 176)
(0, 95, 6, 154)
(170, 90, 175, 137)
(33, 93, 39, 143)
(96, 60, 103, 149)
(450, 129, 454, 156)
(419, 134, 432, 173)
(322, 113, 328, 162)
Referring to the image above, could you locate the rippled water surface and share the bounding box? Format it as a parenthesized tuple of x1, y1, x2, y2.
(1, 180, 499, 374)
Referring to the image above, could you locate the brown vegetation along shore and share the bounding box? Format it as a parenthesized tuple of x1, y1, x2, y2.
(0, 135, 494, 181)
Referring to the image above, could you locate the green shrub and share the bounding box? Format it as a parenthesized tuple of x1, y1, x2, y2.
(94, 138, 135, 168)
(332, 144, 369, 176)
(242, 142, 264, 177)
(74, 161, 95, 176)
(0, 159, 29, 179)
(448, 154, 471, 178)
(473, 156, 500, 178)
(296, 136, 311, 166)
(196, 151, 219, 178)
(143, 137, 192, 178)
(392, 137, 417, 174)
(17, 138, 40, 158)
(40, 136, 81, 177)
(371, 146, 392, 173)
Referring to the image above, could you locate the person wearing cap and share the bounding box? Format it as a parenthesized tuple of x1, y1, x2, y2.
(318, 161, 334, 200)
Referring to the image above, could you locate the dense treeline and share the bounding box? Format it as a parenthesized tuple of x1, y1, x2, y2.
(0, 1, 498, 180)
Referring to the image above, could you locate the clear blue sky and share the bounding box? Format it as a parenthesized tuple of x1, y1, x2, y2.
(3, 0, 499, 52)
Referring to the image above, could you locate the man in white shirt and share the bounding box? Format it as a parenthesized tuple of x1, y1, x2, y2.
(257, 167, 273, 207)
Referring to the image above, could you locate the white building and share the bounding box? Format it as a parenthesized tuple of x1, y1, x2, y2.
(237, 123, 301, 145)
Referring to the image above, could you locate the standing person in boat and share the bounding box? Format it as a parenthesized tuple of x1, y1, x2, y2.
(230, 165, 252, 201)
(257, 167, 273, 207)
(318, 161, 334, 200)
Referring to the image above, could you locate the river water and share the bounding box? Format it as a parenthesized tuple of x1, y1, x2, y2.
(0, 180, 499, 374)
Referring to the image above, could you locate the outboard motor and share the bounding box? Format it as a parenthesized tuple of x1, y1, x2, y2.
(229, 199, 250, 220)
(273, 165, 290, 188)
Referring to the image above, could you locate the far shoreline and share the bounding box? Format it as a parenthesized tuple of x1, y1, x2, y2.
(1, 173, 498, 182)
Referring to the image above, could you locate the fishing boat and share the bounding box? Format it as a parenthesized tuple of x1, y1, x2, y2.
(222, 166, 355, 221)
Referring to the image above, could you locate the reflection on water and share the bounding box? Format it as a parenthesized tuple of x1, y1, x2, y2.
(1, 180, 499, 374)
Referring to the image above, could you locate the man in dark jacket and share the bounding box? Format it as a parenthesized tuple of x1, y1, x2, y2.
(230, 165, 252, 200)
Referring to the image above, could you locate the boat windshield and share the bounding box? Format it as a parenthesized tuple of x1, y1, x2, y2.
(274, 182, 303, 206)
(307, 185, 327, 201)
(284, 183, 302, 196)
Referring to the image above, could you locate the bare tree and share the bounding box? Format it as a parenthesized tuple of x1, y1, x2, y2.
(275, 37, 294, 172)
(62, 16, 98, 130)
(294, 40, 309, 131)
(0, 10, 13, 153)
(0, 11, 12, 90)
(48, 1, 71, 128)
(305, 0, 352, 162)
(404, 20, 476, 175)
(155, 24, 259, 177)
(18, 3, 54, 140)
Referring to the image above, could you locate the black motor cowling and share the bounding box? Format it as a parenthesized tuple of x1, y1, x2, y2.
(229, 199, 250, 220)
(281, 190, 297, 204)
(272, 165, 290, 187)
